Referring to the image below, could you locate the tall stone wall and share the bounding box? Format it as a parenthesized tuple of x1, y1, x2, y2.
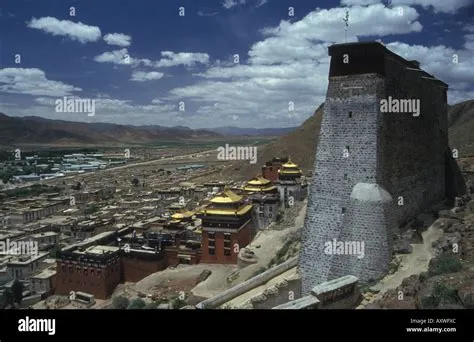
(299, 42, 458, 295)
(380, 56, 448, 224)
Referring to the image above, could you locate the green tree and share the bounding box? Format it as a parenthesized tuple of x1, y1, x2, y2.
(127, 298, 146, 309)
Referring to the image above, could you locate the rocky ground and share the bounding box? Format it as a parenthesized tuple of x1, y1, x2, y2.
(360, 194, 474, 309)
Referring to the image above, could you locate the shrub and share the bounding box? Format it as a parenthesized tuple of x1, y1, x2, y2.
(112, 296, 129, 309)
(144, 301, 160, 309)
(171, 298, 187, 309)
(127, 298, 146, 309)
(428, 252, 462, 277)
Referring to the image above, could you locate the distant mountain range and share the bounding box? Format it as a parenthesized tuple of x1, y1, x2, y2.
(0, 113, 297, 147)
(208, 126, 297, 136)
(0, 113, 221, 146)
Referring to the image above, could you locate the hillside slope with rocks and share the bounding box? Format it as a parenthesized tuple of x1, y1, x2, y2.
(361, 195, 474, 309)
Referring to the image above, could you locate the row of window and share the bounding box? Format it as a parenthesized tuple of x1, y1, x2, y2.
(208, 247, 231, 256)
(208, 232, 232, 240)
(62, 265, 119, 276)
(208, 240, 232, 248)
(259, 213, 273, 218)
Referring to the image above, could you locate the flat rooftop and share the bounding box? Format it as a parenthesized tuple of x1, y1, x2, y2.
(74, 245, 119, 256)
(31, 268, 57, 279)
(31, 231, 58, 239)
(7, 252, 49, 265)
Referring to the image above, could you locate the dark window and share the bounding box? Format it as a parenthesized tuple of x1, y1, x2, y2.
(209, 247, 215, 255)
(259, 213, 264, 217)
(224, 241, 231, 248)
(224, 233, 231, 241)
(269, 206, 273, 212)
(224, 249, 231, 256)
(208, 232, 215, 240)
(349, 111, 352, 118)
(342, 207, 346, 214)
(209, 240, 215, 247)
(344, 173, 348, 180)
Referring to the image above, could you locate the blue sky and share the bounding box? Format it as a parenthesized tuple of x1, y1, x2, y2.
(0, 0, 473, 128)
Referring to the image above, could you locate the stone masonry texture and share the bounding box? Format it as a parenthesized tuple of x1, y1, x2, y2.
(299, 42, 461, 295)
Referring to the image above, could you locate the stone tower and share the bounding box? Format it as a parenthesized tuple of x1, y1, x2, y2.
(299, 42, 464, 295)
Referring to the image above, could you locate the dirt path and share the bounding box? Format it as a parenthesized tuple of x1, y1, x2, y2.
(369, 219, 444, 300)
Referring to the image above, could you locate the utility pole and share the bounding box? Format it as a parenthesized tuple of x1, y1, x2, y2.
(343, 10, 349, 43)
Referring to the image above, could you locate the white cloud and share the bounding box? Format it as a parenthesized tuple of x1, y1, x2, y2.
(464, 24, 474, 33)
(130, 71, 164, 82)
(93, 48, 151, 67)
(260, 5, 421, 45)
(27, 17, 101, 43)
(464, 34, 474, 50)
(0, 68, 81, 96)
(161, 4, 473, 128)
(93, 49, 209, 69)
(197, 11, 219, 16)
(222, 0, 247, 9)
(103, 33, 132, 47)
(390, 0, 473, 13)
(35, 97, 57, 105)
(342, 0, 474, 13)
(8, 3, 474, 128)
(341, 0, 380, 5)
(93, 48, 132, 65)
(386, 42, 474, 87)
(154, 51, 210, 68)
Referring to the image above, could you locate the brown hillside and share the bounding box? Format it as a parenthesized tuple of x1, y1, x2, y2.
(448, 100, 474, 157)
(222, 103, 324, 180)
(223, 99, 474, 180)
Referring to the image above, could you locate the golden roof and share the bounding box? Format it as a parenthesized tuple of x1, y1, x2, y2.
(244, 184, 277, 192)
(171, 210, 194, 220)
(279, 169, 302, 174)
(210, 189, 242, 204)
(281, 160, 299, 168)
(247, 176, 271, 186)
(200, 204, 253, 216)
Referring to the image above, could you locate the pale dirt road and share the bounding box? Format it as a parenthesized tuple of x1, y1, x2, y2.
(368, 218, 443, 302)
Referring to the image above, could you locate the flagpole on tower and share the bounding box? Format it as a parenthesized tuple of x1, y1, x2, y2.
(343, 10, 349, 43)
